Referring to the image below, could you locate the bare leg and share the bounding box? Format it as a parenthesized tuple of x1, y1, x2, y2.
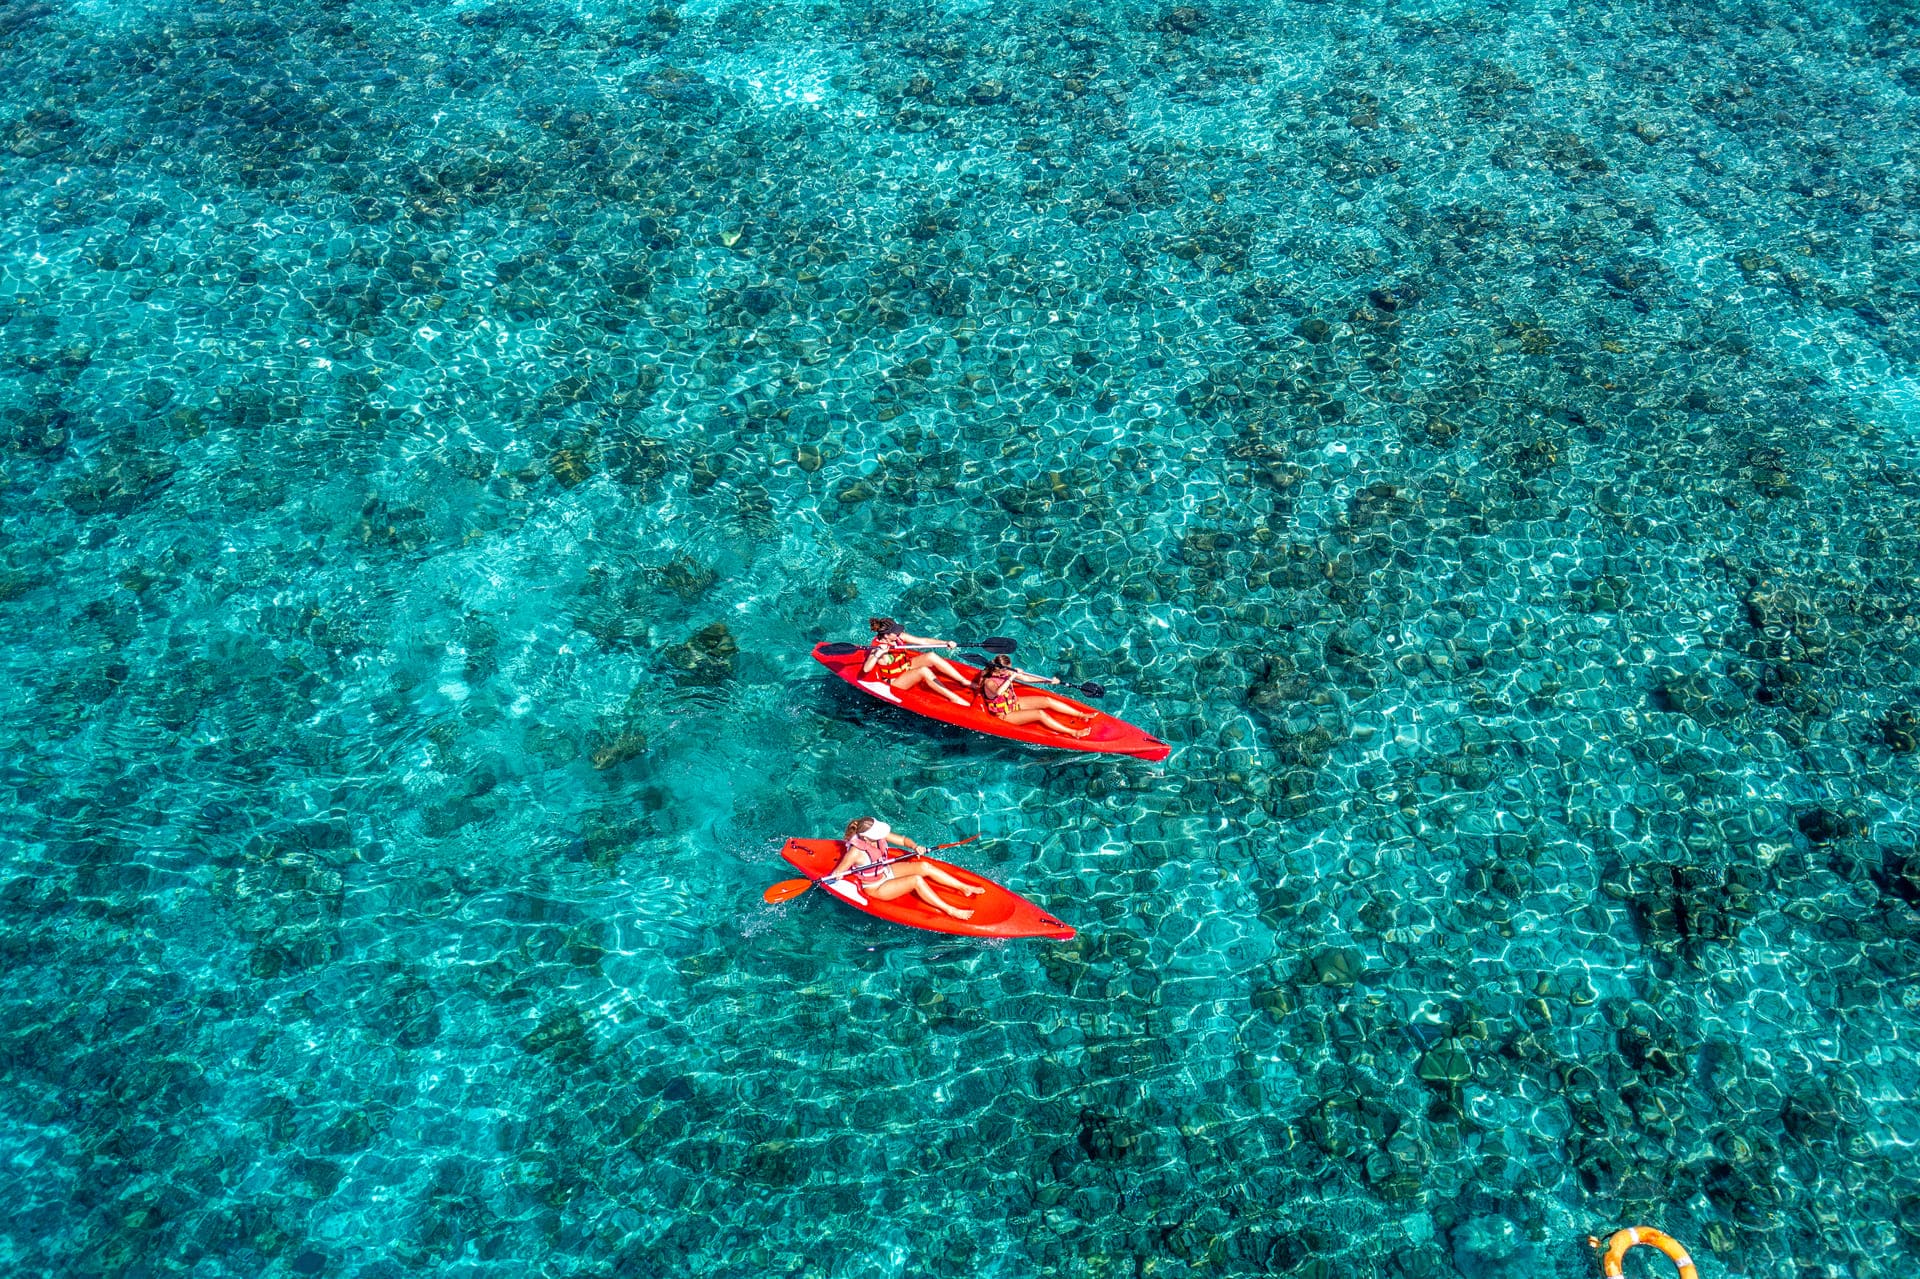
(914, 864, 984, 896)
(868, 873, 972, 918)
(896, 666, 969, 707)
(910, 877, 971, 919)
(1000, 707, 1091, 738)
(920, 671, 970, 707)
(1019, 695, 1094, 719)
(865, 876, 919, 901)
(918, 653, 967, 683)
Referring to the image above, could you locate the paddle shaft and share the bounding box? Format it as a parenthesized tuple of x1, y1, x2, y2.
(815, 638, 1016, 659)
(903, 638, 1014, 652)
(961, 656, 1106, 699)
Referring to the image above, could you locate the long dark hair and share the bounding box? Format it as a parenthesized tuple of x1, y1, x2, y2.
(978, 653, 1012, 690)
(868, 617, 902, 636)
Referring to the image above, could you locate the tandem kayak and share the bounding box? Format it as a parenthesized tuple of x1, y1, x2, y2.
(812, 642, 1171, 761)
(779, 837, 1076, 941)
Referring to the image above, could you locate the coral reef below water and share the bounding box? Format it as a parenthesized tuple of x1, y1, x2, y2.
(2, 0, 1919, 1276)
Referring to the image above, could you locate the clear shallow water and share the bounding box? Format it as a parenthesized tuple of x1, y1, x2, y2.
(2, 0, 1918, 1275)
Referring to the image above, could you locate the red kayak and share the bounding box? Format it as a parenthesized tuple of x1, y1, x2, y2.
(779, 837, 1075, 940)
(812, 642, 1171, 761)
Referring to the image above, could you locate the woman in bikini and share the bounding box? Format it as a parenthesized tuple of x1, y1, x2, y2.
(976, 654, 1095, 739)
(825, 817, 983, 920)
(860, 617, 970, 707)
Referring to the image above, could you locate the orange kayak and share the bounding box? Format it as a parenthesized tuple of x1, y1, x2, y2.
(779, 838, 1075, 941)
(813, 642, 1170, 761)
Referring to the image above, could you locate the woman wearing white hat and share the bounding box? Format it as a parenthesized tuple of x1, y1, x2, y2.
(826, 816, 982, 920)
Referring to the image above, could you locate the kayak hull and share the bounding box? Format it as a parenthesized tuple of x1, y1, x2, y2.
(812, 642, 1171, 761)
(779, 838, 1075, 941)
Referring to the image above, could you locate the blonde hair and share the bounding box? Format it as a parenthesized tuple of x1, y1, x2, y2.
(843, 816, 876, 841)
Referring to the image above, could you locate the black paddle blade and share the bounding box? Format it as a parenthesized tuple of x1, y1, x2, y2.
(817, 641, 862, 656)
(1077, 681, 1107, 698)
(976, 636, 1017, 653)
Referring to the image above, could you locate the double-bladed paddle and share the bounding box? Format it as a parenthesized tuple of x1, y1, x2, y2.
(763, 835, 980, 904)
(816, 637, 1017, 658)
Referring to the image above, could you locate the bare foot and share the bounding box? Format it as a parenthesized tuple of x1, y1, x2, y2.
(959, 884, 985, 896)
(1070, 727, 1092, 739)
(945, 907, 975, 920)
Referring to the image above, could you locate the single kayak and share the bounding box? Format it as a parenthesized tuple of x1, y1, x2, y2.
(812, 641, 1171, 761)
(779, 837, 1076, 941)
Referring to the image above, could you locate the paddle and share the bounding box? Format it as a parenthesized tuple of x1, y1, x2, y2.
(762, 834, 980, 905)
(905, 640, 1017, 652)
(816, 638, 1017, 658)
(960, 656, 1106, 699)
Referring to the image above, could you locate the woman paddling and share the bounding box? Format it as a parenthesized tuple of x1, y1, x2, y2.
(827, 817, 983, 920)
(861, 617, 970, 707)
(976, 654, 1095, 739)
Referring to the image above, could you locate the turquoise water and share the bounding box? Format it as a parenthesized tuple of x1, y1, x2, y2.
(3, 0, 1919, 1275)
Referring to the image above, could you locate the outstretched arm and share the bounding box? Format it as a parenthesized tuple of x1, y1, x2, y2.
(898, 631, 955, 649)
(1011, 666, 1059, 685)
(884, 831, 924, 854)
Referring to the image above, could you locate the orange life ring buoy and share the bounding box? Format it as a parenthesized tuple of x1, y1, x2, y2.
(1595, 1227, 1699, 1279)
